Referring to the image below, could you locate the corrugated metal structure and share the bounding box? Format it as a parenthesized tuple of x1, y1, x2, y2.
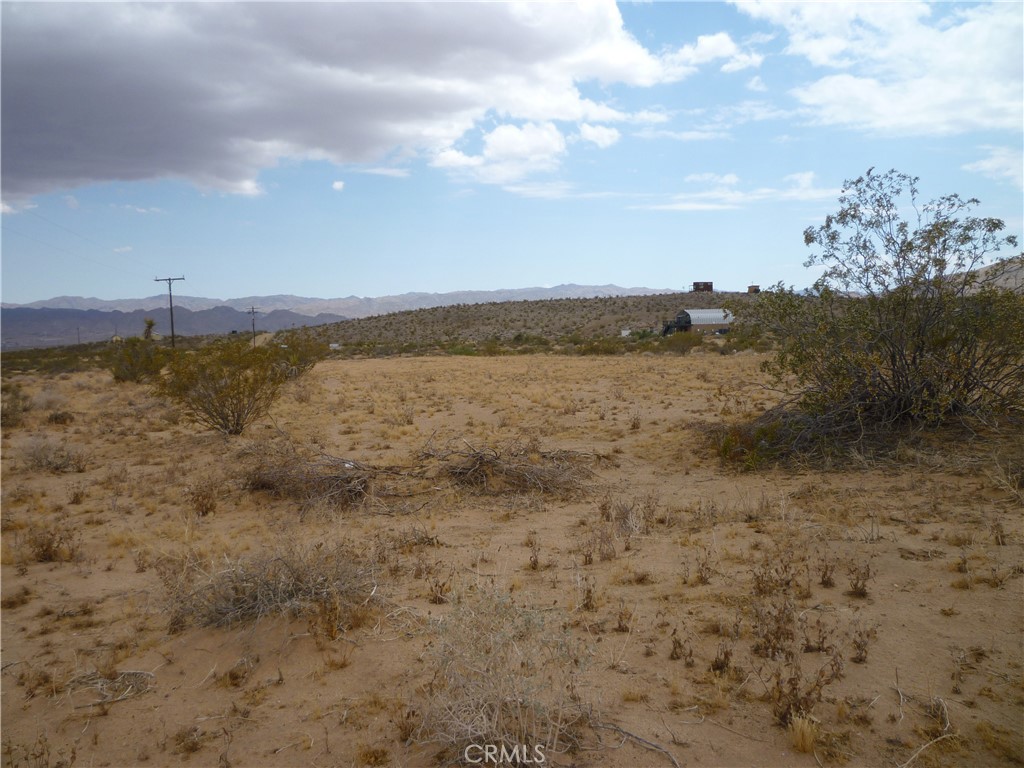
(662, 308, 734, 335)
(685, 308, 734, 325)
(691, 282, 714, 292)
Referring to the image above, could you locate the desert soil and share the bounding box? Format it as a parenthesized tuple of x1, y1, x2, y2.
(2, 351, 1022, 767)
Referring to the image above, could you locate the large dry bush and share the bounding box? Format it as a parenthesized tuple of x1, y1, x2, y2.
(735, 169, 1022, 458)
(415, 588, 590, 760)
(157, 541, 380, 633)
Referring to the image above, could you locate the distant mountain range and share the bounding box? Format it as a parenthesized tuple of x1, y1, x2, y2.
(1, 284, 675, 349)
(3, 284, 674, 317)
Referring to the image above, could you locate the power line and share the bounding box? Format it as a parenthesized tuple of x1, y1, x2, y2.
(0, 223, 152, 281)
(24, 207, 166, 274)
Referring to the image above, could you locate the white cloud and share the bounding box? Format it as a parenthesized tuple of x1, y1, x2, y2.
(635, 128, 729, 142)
(113, 246, 133, 254)
(502, 181, 577, 200)
(579, 124, 620, 148)
(361, 168, 410, 178)
(0, 200, 37, 214)
(331, 180, 345, 191)
(433, 122, 566, 184)
(962, 146, 1024, 189)
(63, 195, 79, 209)
(663, 32, 763, 76)
(638, 171, 839, 211)
(685, 173, 739, 186)
(721, 51, 764, 73)
(746, 75, 767, 92)
(735, 1, 1023, 136)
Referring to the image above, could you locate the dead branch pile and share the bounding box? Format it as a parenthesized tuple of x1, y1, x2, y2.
(423, 437, 595, 498)
(158, 541, 380, 632)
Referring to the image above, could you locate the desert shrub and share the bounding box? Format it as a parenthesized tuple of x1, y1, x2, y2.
(715, 324, 772, 355)
(1, 382, 31, 428)
(271, 329, 329, 378)
(23, 438, 87, 473)
(157, 541, 380, 632)
(415, 588, 590, 760)
(46, 410, 75, 425)
(107, 337, 166, 383)
(184, 475, 219, 516)
(155, 340, 289, 435)
(736, 169, 1022, 457)
(21, 516, 83, 564)
(659, 331, 703, 354)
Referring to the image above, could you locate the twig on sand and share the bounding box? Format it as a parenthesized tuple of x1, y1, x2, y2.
(593, 721, 680, 768)
(896, 733, 956, 768)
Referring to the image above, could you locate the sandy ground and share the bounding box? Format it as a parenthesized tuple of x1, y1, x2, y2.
(2, 351, 1022, 768)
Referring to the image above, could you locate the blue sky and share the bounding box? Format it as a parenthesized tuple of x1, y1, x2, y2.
(2, 1, 1021, 304)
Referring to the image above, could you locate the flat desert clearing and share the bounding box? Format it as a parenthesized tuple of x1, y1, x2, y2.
(2, 352, 1022, 767)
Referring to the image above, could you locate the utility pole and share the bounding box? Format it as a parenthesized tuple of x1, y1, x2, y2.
(248, 306, 259, 349)
(154, 276, 185, 348)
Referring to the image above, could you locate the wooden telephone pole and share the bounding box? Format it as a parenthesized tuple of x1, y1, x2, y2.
(154, 276, 185, 348)
(248, 306, 259, 349)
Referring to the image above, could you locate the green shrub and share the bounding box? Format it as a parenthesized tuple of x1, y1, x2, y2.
(1, 382, 31, 428)
(737, 168, 1022, 456)
(271, 329, 329, 378)
(155, 340, 289, 435)
(659, 331, 704, 354)
(107, 337, 166, 383)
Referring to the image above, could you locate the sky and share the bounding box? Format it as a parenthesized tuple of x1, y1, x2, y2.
(1, 1, 1022, 305)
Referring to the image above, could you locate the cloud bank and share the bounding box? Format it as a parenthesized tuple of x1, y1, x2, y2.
(1, 2, 757, 201)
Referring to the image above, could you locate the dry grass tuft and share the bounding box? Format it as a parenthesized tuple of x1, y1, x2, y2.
(789, 715, 817, 753)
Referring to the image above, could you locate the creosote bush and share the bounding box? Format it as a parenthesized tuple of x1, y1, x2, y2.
(733, 168, 1022, 459)
(1, 382, 31, 428)
(272, 328, 329, 378)
(107, 337, 166, 383)
(155, 340, 291, 435)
